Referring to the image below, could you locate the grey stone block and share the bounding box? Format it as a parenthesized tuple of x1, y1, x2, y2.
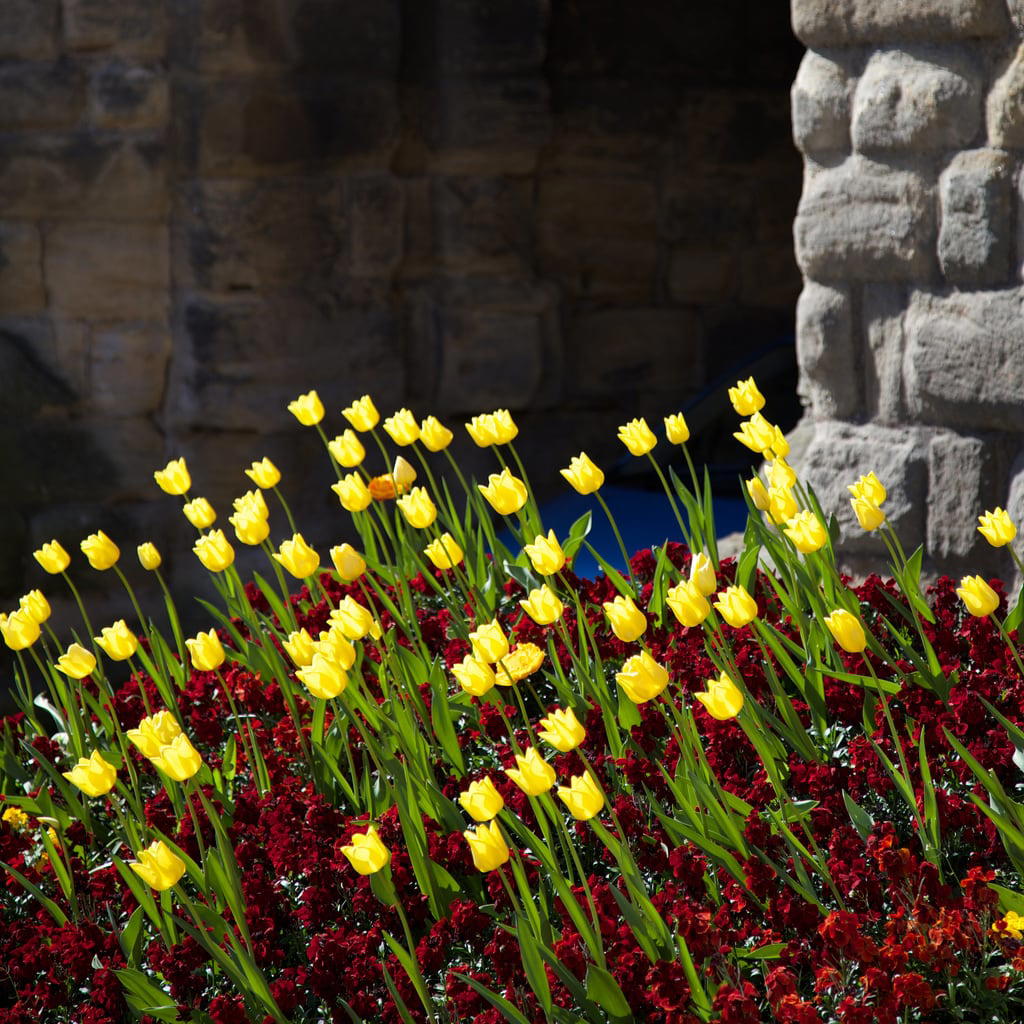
(1006, 450, 1024, 570)
(794, 157, 935, 281)
(791, 50, 854, 154)
(0, 61, 86, 132)
(795, 282, 859, 418)
(88, 325, 172, 419)
(904, 288, 1024, 432)
(852, 47, 981, 154)
(0, 1, 58, 60)
(792, 0, 1009, 46)
(988, 43, 1024, 148)
(0, 222, 45, 315)
(863, 284, 906, 424)
(939, 149, 1012, 287)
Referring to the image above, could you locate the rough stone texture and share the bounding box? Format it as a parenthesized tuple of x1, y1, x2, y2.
(938, 149, 1012, 285)
(863, 284, 906, 424)
(791, 50, 855, 154)
(0, 223, 46, 314)
(795, 157, 935, 281)
(795, 283, 858, 419)
(1007, 450, 1024, 571)
(792, 0, 1009, 47)
(904, 289, 1024, 432)
(852, 47, 981, 154)
(987, 43, 1024, 148)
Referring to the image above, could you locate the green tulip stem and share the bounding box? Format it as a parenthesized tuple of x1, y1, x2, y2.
(644, 452, 690, 547)
(270, 485, 299, 535)
(993, 613, 1024, 683)
(113, 565, 148, 634)
(60, 570, 98, 655)
(183, 778, 208, 866)
(593, 489, 635, 584)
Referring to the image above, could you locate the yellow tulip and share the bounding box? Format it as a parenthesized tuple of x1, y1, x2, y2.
(383, 408, 420, 446)
(665, 579, 710, 628)
(341, 825, 391, 875)
(767, 486, 798, 525)
(557, 771, 605, 821)
(695, 672, 745, 720)
(713, 585, 758, 628)
(505, 747, 555, 796)
(466, 410, 518, 447)
(616, 650, 670, 704)
(848, 472, 887, 506)
(420, 415, 454, 452)
(978, 508, 1017, 548)
(273, 533, 320, 578)
(129, 840, 186, 891)
(229, 509, 270, 546)
(330, 596, 375, 640)
(331, 543, 366, 581)
(784, 511, 827, 554)
(283, 628, 316, 668)
(126, 711, 181, 758)
(824, 609, 867, 653)
(396, 487, 437, 529)
(182, 497, 216, 529)
(690, 552, 717, 596)
(728, 377, 765, 416)
(733, 412, 776, 455)
(519, 584, 564, 625)
(296, 653, 348, 699)
(746, 475, 770, 511)
(603, 594, 646, 643)
(94, 620, 138, 661)
(452, 655, 497, 697)
(342, 394, 380, 432)
(0, 609, 39, 651)
(524, 530, 565, 576)
(56, 642, 96, 679)
(18, 590, 50, 625)
(328, 429, 366, 468)
(137, 542, 162, 570)
(957, 575, 1000, 618)
(490, 409, 519, 444)
(81, 530, 120, 570)
(233, 489, 269, 520)
(62, 751, 117, 798)
(560, 452, 604, 495)
(459, 777, 505, 822)
(392, 456, 417, 492)
(770, 426, 790, 459)
(245, 457, 280, 489)
(332, 473, 372, 512)
(424, 533, 463, 570)
(153, 457, 191, 496)
(151, 733, 203, 782)
(34, 540, 70, 575)
(193, 529, 234, 572)
(469, 619, 509, 663)
(494, 643, 544, 685)
(478, 469, 528, 516)
(314, 627, 356, 671)
(464, 820, 510, 872)
(617, 417, 657, 456)
(664, 413, 690, 444)
(537, 707, 585, 752)
(186, 629, 226, 672)
(288, 389, 324, 426)
(768, 458, 797, 490)
(851, 496, 886, 532)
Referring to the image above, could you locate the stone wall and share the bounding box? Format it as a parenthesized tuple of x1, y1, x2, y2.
(0, 1, 802, 606)
(790, 0, 1024, 578)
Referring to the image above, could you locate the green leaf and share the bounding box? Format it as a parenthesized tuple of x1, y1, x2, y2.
(735, 942, 786, 961)
(585, 964, 633, 1020)
(563, 509, 593, 562)
(583, 541, 634, 598)
(452, 973, 533, 1024)
(990, 883, 1024, 916)
(114, 968, 178, 1021)
(842, 792, 875, 842)
(0, 859, 68, 925)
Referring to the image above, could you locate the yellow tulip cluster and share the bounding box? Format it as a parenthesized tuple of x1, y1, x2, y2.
(127, 711, 204, 782)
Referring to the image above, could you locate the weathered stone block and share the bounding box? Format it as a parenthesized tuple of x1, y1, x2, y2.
(0, 319, 74, 419)
(927, 432, 1000, 567)
(89, 325, 171, 418)
(939, 149, 1012, 286)
(187, 0, 292, 73)
(863, 284, 905, 424)
(988, 43, 1024, 149)
(0, 223, 45, 314)
(791, 0, 1009, 46)
(905, 289, 1024, 431)
(791, 50, 853, 154)
(565, 309, 702, 404)
(852, 48, 981, 154)
(288, 0, 402, 75)
(44, 222, 170, 321)
(90, 60, 168, 131)
(795, 157, 935, 281)
(0, 61, 87, 131)
(62, 0, 165, 55)
(797, 420, 927, 553)
(430, 0, 547, 75)
(348, 176, 404, 277)
(0, 1, 58, 60)
(1007, 450, 1024, 569)
(739, 245, 801, 309)
(668, 248, 737, 304)
(795, 283, 858, 419)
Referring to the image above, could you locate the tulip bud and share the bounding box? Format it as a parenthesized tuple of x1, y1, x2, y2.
(287, 390, 324, 426)
(424, 533, 463, 570)
(478, 469, 528, 516)
(328, 430, 366, 468)
(602, 594, 646, 643)
(392, 456, 417, 492)
(459, 777, 505, 822)
(94, 620, 138, 661)
(848, 472, 887, 506)
(694, 672, 744, 720)
(342, 394, 380, 432)
(56, 642, 97, 679)
(296, 653, 348, 699)
(851, 496, 886, 532)
(664, 412, 690, 445)
(616, 651, 670, 704)
(153, 457, 191, 496)
(617, 417, 657, 456)
(229, 509, 270, 546)
(331, 543, 366, 581)
(186, 629, 226, 672)
(733, 412, 776, 455)
(537, 707, 586, 752)
(560, 452, 604, 495)
(314, 627, 356, 671)
(824, 609, 867, 653)
(957, 575, 1000, 618)
(137, 542, 162, 570)
(383, 408, 420, 446)
(183, 497, 217, 529)
(490, 409, 518, 444)
(34, 540, 70, 575)
(396, 487, 437, 529)
(728, 377, 765, 416)
(341, 825, 391, 875)
(273, 533, 320, 578)
(81, 530, 120, 571)
(768, 458, 797, 490)
(129, 840, 186, 891)
(784, 510, 827, 554)
(770, 427, 789, 459)
(151, 732, 203, 782)
(62, 751, 117, 798)
(689, 552, 717, 596)
(332, 473, 372, 513)
(469, 619, 509, 664)
(126, 711, 181, 758)
(233, 489, 269, 521)
(463, 820, 510, 872)
(524, 530, 565, 576)
(978, 508, 1017, 548)
(713, 585, 758, 628)
(419, 415, 454, 452)
(330, 596, 375, 640)
(519, 584, 564, 625)
(767, 484, 797, 525)
(193, 529, 235, 572)
(18, 590, 50, 625)
(746, 475, 770, 511)
(0, 609, 39, 651)
(505, 747, 556, 796)
(245, 457, 280, 489)
(494, 643, 544, 685)
(557, 771, 605, 821)
(283, 628, 316, 668)
(452, 655, 497, 697)
(665, 579, 710, 628)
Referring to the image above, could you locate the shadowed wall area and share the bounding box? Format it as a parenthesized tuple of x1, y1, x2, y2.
(0, 0, 802, 609)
